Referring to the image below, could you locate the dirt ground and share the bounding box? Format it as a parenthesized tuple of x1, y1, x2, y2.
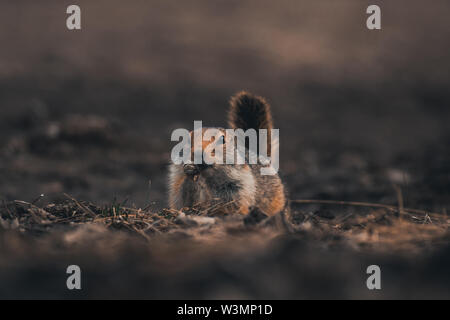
(0, 0, 449, 299)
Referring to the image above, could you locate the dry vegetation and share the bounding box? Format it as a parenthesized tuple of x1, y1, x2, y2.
(1, 194, 449, 299)
(2, 195, 448, 251)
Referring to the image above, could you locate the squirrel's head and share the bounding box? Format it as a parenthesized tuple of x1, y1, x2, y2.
(183, 127, 237, 177)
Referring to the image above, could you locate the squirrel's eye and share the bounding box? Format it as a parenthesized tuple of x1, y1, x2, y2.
(216, 135, 225, 145)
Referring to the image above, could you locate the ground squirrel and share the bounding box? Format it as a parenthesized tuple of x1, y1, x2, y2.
(168, 91, 286, 216)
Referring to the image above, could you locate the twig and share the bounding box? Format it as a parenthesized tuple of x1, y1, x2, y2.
(143, 179, 152, 211)
(289, 199, 441, 217)
(31, 194, 45, 205)
(13, 200, 45, 223)
(209, 199, 237, 213)
(393, 185, 404, 218)
(2, 200, 13, 219)
(63, 193, 96, 218)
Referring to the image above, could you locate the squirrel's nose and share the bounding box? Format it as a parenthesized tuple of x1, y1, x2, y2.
(183, 163, 209, 176)
(183, 163, 199, 176)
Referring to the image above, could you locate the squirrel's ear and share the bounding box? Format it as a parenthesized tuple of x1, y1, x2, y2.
(227, 91, 273, 131)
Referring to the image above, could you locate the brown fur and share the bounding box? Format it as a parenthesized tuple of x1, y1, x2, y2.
(168, 91, 286, 216)
(228, 91, 274, 155)
(228, 91, 274, 131)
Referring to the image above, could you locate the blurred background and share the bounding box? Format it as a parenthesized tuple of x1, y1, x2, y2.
(0, 0, 449, 212)
(1, 0, 450, 300)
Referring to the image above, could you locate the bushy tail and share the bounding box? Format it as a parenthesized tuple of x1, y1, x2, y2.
(227, 91, 276, 155)
(228, 91, 273, 131)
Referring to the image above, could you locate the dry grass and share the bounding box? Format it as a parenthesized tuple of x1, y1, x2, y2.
(1, 195, 449, 299)
(1, 195, 448, 254)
